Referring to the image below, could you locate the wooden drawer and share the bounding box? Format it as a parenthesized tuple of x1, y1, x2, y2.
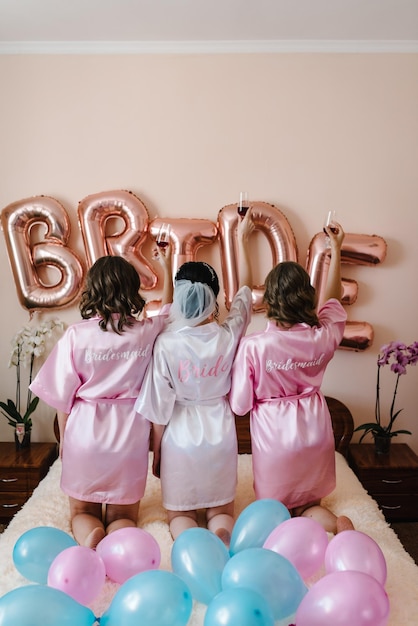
(0, 442, 58, 523)
(0, 468, 29, 492)
(373, 494, 418, 521)
(355, 470, 418, 495)
(0, 491, 28, 518)
(348, 443, 418, 522)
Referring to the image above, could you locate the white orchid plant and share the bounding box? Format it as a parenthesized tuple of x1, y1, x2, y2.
(0, 319, 64, 433)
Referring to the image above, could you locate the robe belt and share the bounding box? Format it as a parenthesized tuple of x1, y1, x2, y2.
(256, 390, 318, 403)
(176, 396, 225, 407)
(77, 397, 135, 405)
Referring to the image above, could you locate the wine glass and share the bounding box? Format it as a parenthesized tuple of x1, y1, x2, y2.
(323, 210, 338, 247)
(156, 223, 171, 249)
(238, 191, 249, 218)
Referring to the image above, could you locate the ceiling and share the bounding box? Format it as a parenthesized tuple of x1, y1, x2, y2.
(0, 0, 417, 53)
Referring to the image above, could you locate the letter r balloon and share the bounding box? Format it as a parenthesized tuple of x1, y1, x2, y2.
(78, 189, 157, 289)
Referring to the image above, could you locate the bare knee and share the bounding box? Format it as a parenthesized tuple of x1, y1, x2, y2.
(291, 500, 320, 518)
(167, 510, 198, 541)
(105, 502, 140, 530)
(206, 502, 234, 523)
(69, 497, 102, 522)
(167, 510, 198, 525)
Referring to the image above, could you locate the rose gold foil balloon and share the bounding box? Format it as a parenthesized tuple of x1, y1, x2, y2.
(143, 217, 217, 316)
(78, 189, 156, 289)
(306, 232, 386, 351)
(341, 320, 375, 351)
(1, 196, 84, 313)
(149, 217, 218, 278)
(218, 202, 298, 310)
(307, 232, 387, 303)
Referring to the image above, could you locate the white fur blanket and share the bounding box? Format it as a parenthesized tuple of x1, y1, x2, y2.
(1, 453, 418, 625)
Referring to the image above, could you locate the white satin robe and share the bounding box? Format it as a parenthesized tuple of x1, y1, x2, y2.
(135, 286, 252, 511)
(229, 299, 347, 510)
(30, 314, 167, 504)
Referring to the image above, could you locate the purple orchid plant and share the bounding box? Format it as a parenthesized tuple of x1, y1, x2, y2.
(354, 340, 418, 441)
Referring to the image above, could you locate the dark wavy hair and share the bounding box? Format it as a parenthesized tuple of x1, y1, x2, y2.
(79, 256, 146, 333)
(263, 261, 319, 327)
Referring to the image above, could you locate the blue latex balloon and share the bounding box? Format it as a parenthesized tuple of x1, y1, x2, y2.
(100, 570, 193, 626)
(13, 526, 77, 584)
(0, 584, 97, 626)
(221, 547, 307, 621)
(229, 499, 290, 556)
(171, 527, 230, 604)
(204, 587, 275, 626)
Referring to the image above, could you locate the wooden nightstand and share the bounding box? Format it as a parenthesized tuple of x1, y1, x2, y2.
(348, 443, 418, 522)
(0, 442, 58, 523)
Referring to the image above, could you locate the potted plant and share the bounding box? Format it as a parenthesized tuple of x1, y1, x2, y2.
(0, 319, 64, 448)
(354, 340, 418, 454)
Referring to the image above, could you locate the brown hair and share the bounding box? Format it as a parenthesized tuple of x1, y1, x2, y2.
(79, 256, 146, 334)
(263, 261, 319, 327)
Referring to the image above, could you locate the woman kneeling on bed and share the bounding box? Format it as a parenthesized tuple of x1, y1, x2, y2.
(135, 211, 254, 546)
(30, 251, 173, 548)
(230, 220, 354, 534)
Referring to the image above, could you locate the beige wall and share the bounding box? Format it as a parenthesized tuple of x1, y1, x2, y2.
(1, 53, 417, 451)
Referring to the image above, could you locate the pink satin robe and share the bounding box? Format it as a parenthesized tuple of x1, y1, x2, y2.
(30, 314, 167, 504)
(229, 299, 347, 510)
(135, 286, 252, 511)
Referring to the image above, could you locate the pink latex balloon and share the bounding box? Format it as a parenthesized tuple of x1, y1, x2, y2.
(96, 527, 161, 584)
(47, 545, 106, 606)
(295, 570, 390, 626)
(325, 529, 387, 586)
(263, 516, 328, 580)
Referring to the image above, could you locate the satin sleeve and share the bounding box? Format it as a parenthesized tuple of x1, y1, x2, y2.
(134, 338, 176, 425)
(222, 285, 252, 335)
(29, 327, 81, 414)
(318, 299, 347, 349)
(229, 337, 255, 416)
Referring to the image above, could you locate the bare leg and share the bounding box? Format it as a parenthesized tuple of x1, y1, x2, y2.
(69, 497, 105, 548)
(300, 504, 339, 534)
(168, 510, 198, 540)
(105, 501, 140, 534)
(295, 500, 354, 534)
(336, 515, 355, 532)
(206, 502, 234, 547)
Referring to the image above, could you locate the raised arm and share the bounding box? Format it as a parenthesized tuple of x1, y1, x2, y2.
(322, 221, 345, 302)
(237, 209, 254, 288)
(154, 243, 173, 305)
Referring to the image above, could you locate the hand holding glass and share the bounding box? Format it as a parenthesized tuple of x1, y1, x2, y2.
(323, 211, 338, 247)
(156, 223, 171, 249)
(238, 192, 249, 218)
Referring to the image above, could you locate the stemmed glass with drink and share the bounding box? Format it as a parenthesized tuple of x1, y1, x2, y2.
(323, 211, 338, 247)
(238, 191, 249, 218)
(156, 223, 171, 249)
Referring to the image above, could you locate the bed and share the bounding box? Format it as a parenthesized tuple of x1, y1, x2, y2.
(1, 397, 418, 625)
